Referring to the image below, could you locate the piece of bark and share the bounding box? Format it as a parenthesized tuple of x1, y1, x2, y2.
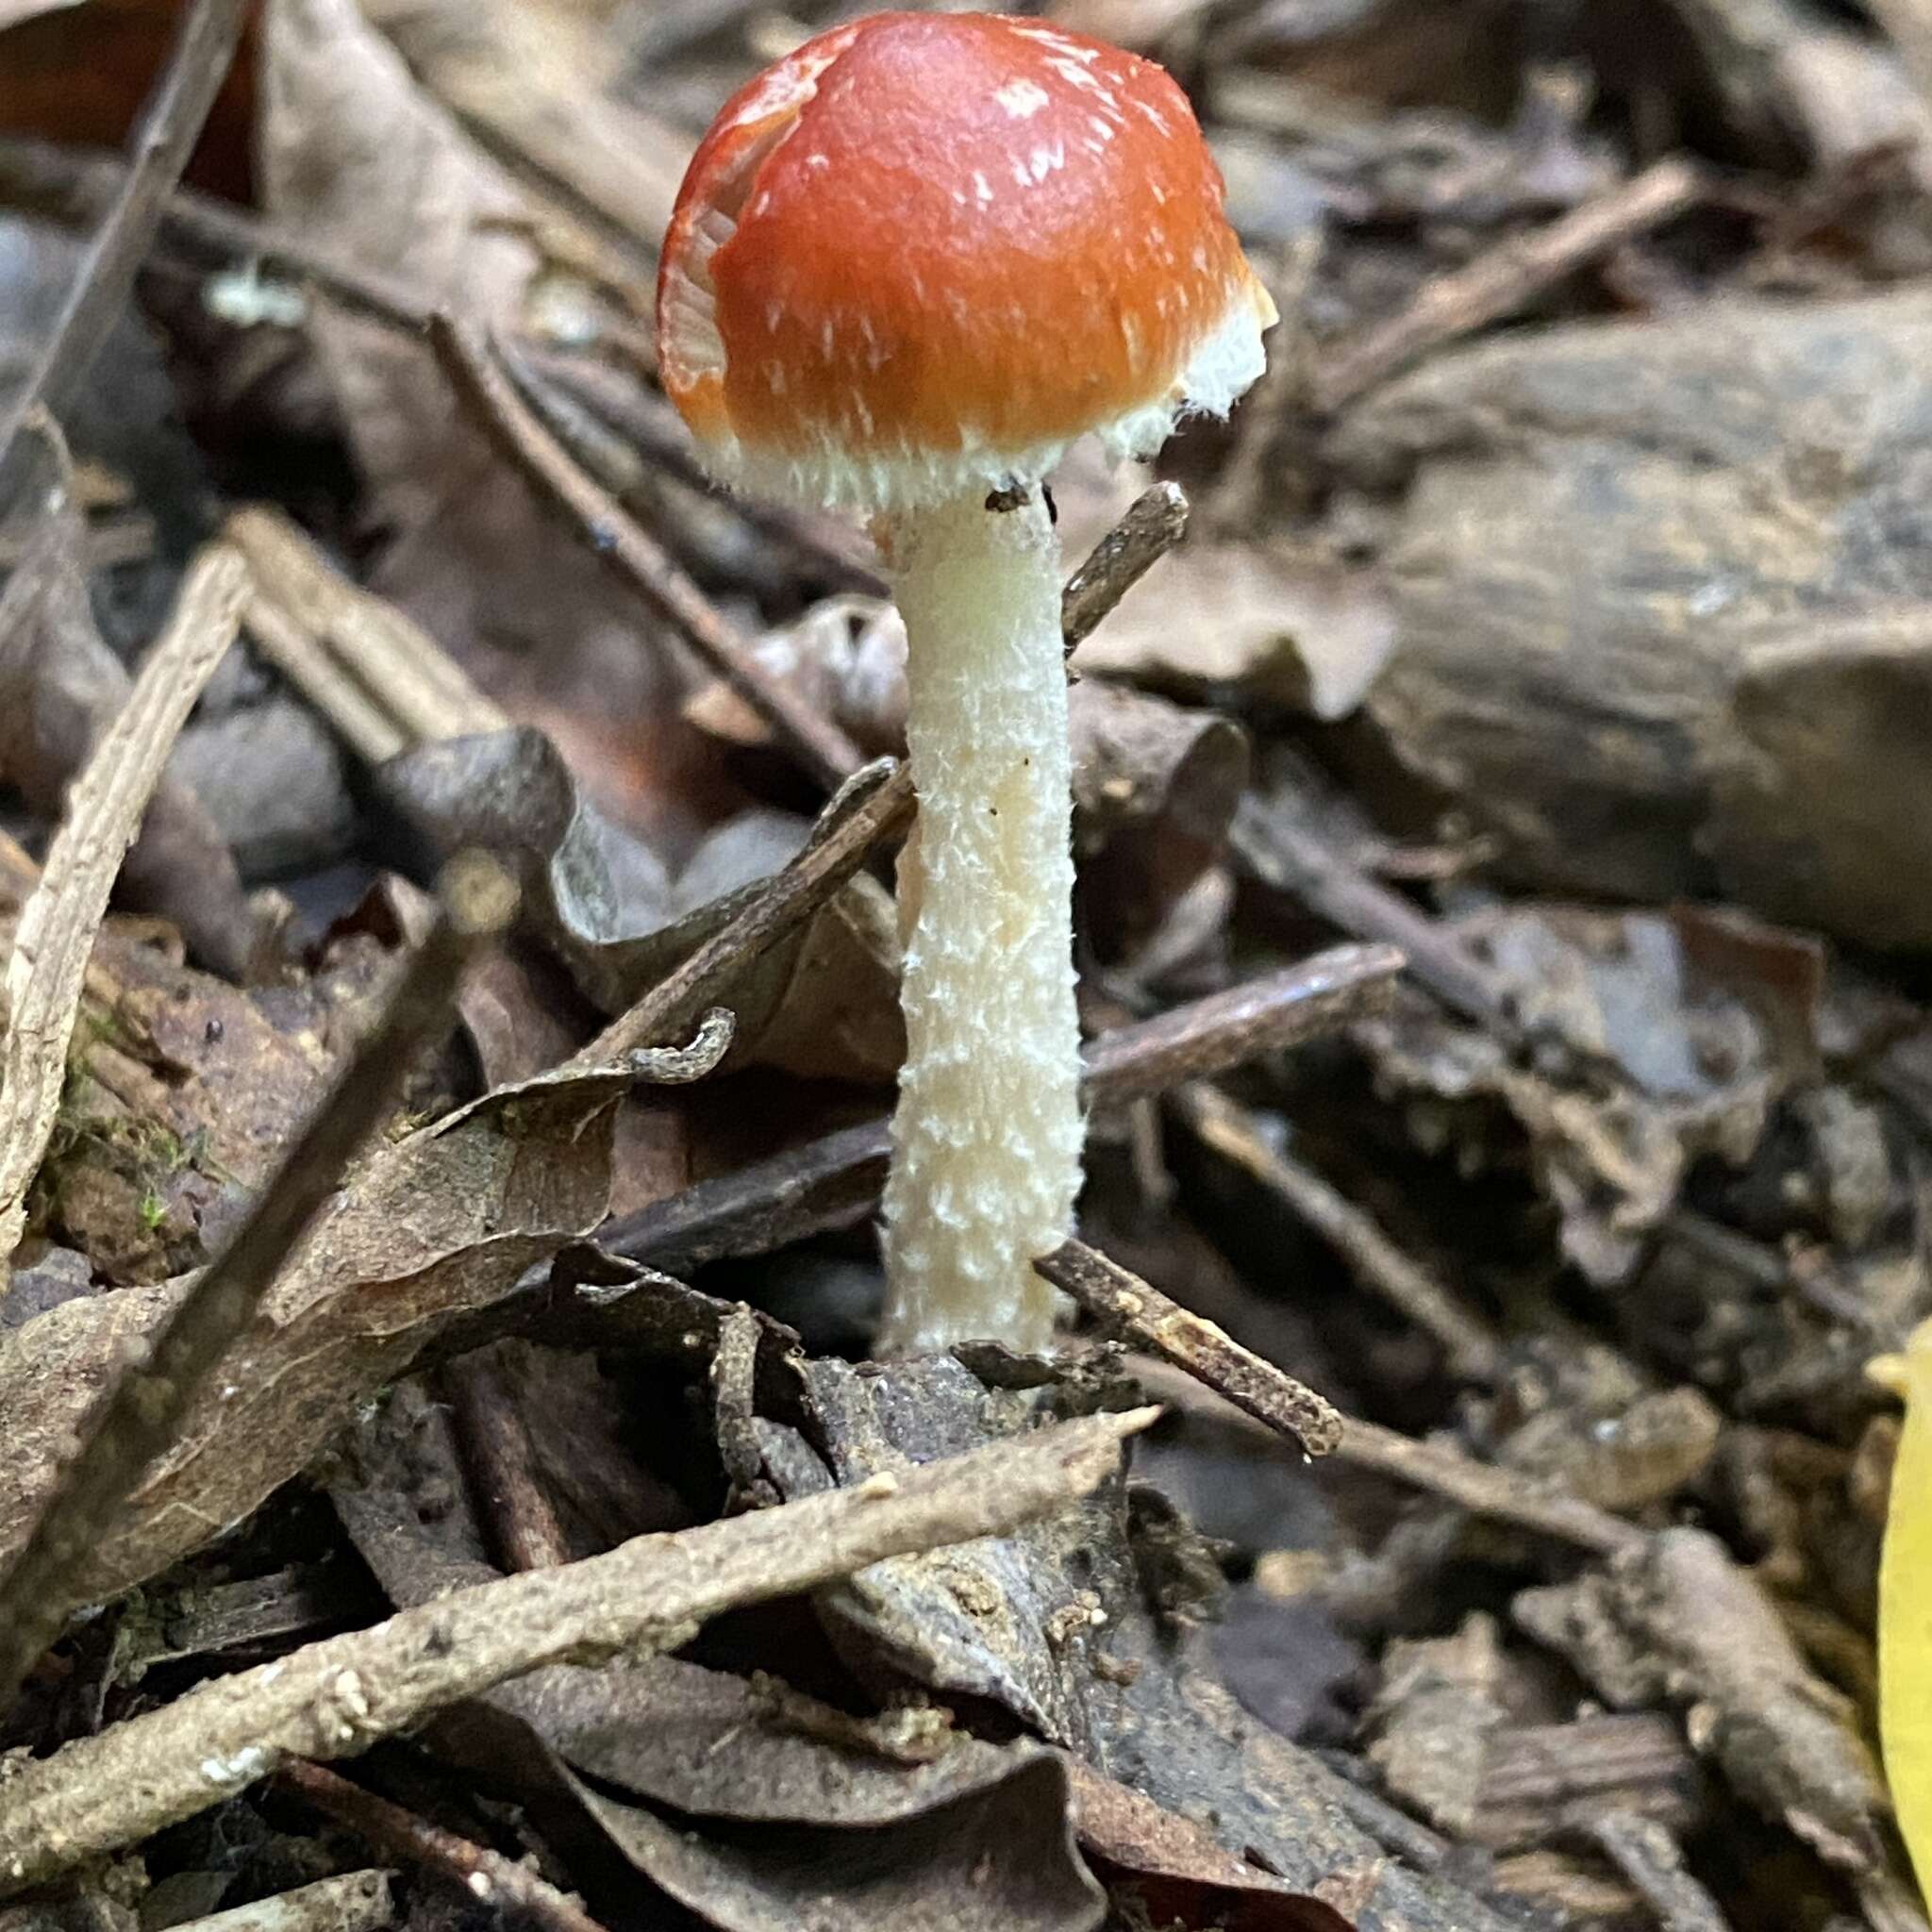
(1513, 1526, 1896, 1878)
(1329, 287, 1932, 948)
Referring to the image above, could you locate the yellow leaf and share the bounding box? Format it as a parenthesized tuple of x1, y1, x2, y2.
(1879, 1318, 1932, 1898)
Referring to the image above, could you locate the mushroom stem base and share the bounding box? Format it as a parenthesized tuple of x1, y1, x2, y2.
(877, 491, 1080, 1354)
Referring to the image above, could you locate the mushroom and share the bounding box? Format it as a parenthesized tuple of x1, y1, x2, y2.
(655, 10, 1274, 1352)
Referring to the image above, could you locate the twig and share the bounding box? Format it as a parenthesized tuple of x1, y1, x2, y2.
(0, 537, 251, 1279)
(0, 0, 250, 490)
(1336, 1416, 1643, 1557)
(242, 591, 410, 765)
(429, 313, 866, 790)
(1587, 1813, 1734, 1932)
(0, 856, 518, 1718)
(0, 131, 440, 340)
(442, 1351, 573, 1573)
(0, 1408, 1154, 1891)
(1173, 1082, 1504, 1379)
(1232, 793, 1512, 1029)
(1061, 482, 1191, 650)
(1036, 1237, 1341, 1455)
(571, 760, 913, 1071)
(226, 508, 509, 757)
(278, 1761, 605, 1932)
(1311, 157, 1706, 411)
(597, 942, 1404, 1275)
(168, 1872, 395, 1932)
(1079, 942, 1401, 1104)
(506, 348, 886, 597)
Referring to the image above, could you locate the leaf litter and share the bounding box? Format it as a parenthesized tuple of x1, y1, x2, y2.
(7, 4, 1932, 1932)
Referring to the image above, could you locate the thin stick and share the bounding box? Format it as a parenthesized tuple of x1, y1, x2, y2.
(226, 507, 509, 753)
(595, 942, 1403, 1276)
(1036, 1237, 1342, 1455)
(1311, 158, 1705, 411)
(0, 137, 433, 340)
(1336, 1416, 1642, 1557)
(0, 1408, 1154, 1891)
(1080, 942, 1402, 1105)
(571, 761, 913, 1070)
(1061, 482, 1190, 650)
(1232, 794, 1512, 1029)
(429, 313, 866, 790)
(0, 856, 518, 1718)
(1587, 1814, 1735, 1932)
(509, 347, 886, 594)
(0, 538, 251, 1278)
(279, 1761, 608, 1932)
(0, 0, 250, 487)
(242, 591, 410, 766)
(442, 1352, 573, 1573)
(1174, 1081, 1503, 1379)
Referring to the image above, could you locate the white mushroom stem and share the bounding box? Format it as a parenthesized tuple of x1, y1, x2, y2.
(877, 490, 1081, 1353)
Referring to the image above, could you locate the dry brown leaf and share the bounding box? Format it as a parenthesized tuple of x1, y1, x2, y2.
(1072, 541, 1397, 719)
(360, 0, 691, 259)
(0, 1062, 629, 1600)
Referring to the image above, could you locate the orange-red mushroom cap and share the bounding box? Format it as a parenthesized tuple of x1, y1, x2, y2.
(656, 11, 1275, 511)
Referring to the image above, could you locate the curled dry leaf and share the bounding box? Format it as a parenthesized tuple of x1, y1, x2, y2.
(0, 1062, 629, 1601)
(378, 727, 902, 1083)
(1065, 1757, 1352, 1931)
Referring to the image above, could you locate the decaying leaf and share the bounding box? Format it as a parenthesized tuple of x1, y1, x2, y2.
(0, 1062, 627, 1600)
(563, 1735, 1106, 1932)
(1071, 541, 1397, 721)
(35, 908, 418, 1286)
(1356, 903, 1787, 1283)
(377, 726, 902, 1082)
(329, 1379, 1111, 1932)
(1065, 1757, 1352, 1931)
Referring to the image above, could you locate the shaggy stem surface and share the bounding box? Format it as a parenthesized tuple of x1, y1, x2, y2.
(878, 491, 1080, 1352)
